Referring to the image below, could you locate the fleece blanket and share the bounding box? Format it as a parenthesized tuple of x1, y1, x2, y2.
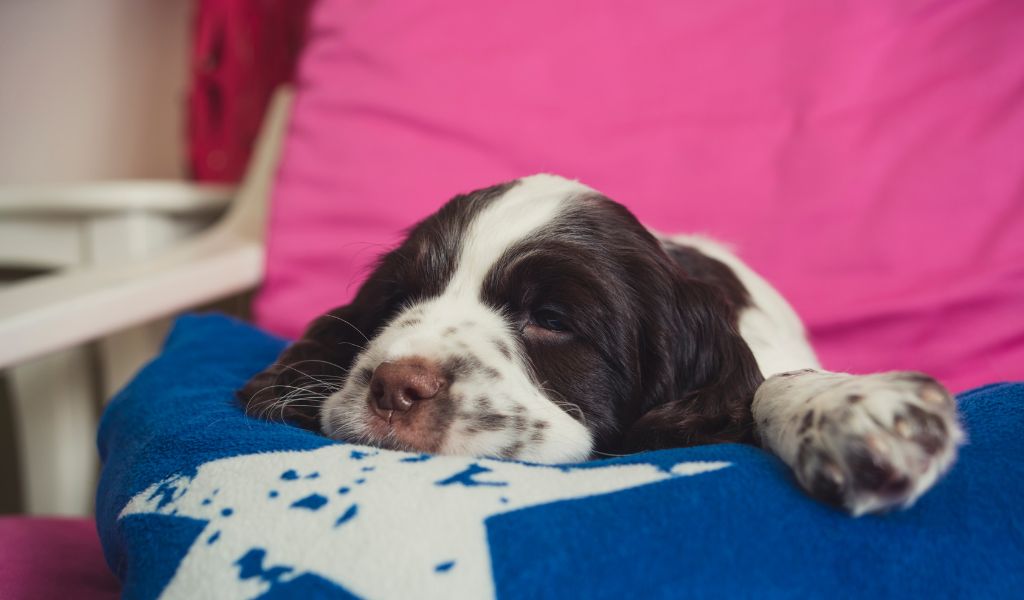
(97, 314, 1024, 599)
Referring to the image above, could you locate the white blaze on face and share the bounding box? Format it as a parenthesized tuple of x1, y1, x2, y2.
(443, 174, 592, 301)
(321, 174, 598, 463)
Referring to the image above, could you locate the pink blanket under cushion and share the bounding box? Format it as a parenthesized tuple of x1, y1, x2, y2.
(0, 518, 119, 600)
(256, 0, 1024, 392)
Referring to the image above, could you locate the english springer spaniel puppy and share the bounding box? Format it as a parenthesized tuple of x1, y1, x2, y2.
(240, 174, 962, 515)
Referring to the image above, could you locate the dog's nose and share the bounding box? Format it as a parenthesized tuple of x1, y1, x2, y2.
(369, 359, 444, 413)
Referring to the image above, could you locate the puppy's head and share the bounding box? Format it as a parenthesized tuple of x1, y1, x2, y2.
(240, 175, 762, 462)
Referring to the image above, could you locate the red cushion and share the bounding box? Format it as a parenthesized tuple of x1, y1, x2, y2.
(0, 518, 119, 600)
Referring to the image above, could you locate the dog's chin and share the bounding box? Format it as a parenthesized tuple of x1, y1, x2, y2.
(320, 396, 451, 455)
(320, 388, 595, 463)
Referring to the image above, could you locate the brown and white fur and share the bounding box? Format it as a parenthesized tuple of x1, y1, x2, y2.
(240, 174, 962, 516)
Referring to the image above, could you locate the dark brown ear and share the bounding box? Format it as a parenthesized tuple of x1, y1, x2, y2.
(239, 232, 412, 430)
(237, 304, 373, 431)
(621, 280, 764, 452)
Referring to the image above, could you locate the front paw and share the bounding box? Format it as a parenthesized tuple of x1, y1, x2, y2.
(791, 372, 964, 515)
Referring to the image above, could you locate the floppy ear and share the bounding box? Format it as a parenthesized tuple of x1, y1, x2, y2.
(236, 304, 371, 431)
(239, 239, 412, 430)
(621, 280, 764, 452)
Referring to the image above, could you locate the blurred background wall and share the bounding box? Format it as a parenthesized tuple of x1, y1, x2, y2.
(0, 0, 309, 513)
(0, 0, 191, 512)
(0, 0, 191, 184)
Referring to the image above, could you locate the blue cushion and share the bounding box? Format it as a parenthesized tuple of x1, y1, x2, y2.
(97, 314, 1024, 599)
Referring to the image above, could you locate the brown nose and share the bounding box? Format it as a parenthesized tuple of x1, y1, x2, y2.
(369, 359, 444, 413)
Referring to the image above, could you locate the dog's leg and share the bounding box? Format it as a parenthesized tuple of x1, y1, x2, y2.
(754, 369, 962, 514)
(663, 235, 963, 515)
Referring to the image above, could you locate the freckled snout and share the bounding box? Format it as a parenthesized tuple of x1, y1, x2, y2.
(369, 359, 445, 415)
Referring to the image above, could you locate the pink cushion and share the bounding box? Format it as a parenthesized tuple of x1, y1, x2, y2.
(256, 0, 1024, 392)
(0, 518, 119, 600)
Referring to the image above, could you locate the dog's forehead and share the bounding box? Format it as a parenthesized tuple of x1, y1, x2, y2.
(466, 174, 593, 248)
(440, 174, 594, 299)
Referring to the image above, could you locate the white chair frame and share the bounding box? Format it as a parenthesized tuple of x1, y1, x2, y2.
(0, 89, 293, 515)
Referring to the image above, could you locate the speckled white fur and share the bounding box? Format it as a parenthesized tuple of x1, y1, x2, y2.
(320, 175, 594, 462)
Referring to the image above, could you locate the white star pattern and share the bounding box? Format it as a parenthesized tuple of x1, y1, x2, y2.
(120, 444, 729, 599)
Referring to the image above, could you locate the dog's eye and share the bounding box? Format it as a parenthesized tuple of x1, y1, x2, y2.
(531, 309, 570, 332)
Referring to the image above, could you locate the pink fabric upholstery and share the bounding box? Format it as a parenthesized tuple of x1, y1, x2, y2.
(0, 518, 119, 600)
(256, 0, 1024, 392)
